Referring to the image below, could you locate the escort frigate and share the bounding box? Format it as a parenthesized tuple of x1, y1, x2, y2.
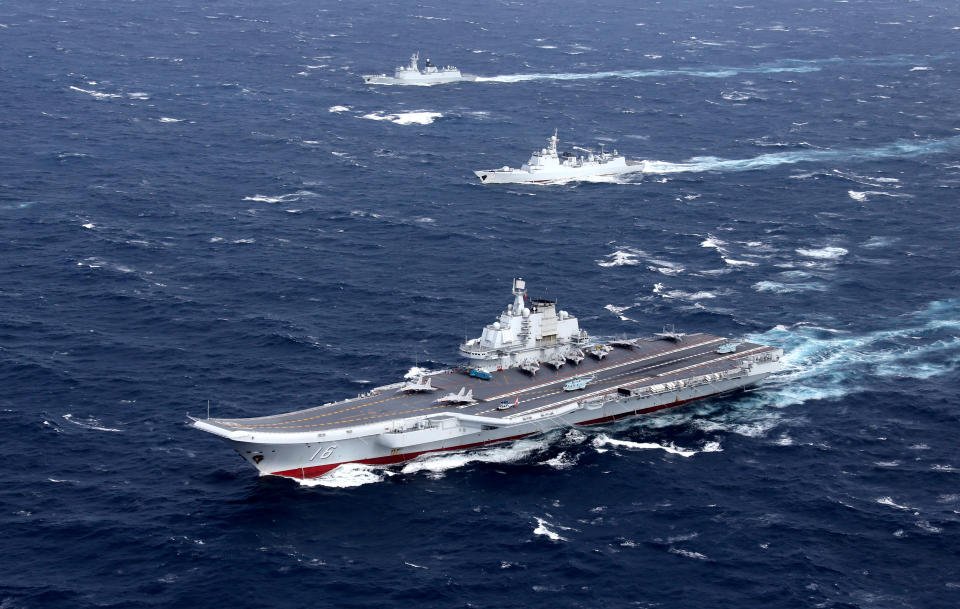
(474, 130, 646, 184)
(362, 52, 476, 85)
(191, 278, 783, 480)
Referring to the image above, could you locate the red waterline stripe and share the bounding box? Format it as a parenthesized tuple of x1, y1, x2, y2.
(576, 389, 734, 426)
(271, 432, 534, 479)
(274, 387, 741, 479)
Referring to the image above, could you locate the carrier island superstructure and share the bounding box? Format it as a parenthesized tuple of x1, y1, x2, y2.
(191, 279, 783, 480)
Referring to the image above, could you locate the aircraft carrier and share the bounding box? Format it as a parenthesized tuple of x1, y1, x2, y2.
(191, 279, 783, 480)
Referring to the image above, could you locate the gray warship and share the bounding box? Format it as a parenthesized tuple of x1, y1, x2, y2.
(191, 278, 783, 480)
(475, 130, 646, 184)
(362, 52, 477, 86)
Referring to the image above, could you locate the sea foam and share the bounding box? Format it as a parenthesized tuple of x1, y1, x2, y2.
(361, 111, 442, 125)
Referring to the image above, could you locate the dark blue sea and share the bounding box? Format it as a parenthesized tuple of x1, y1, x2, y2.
(2, 0, 959, 607)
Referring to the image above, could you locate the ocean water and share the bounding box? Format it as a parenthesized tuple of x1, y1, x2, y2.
(1, 0, 959, 607)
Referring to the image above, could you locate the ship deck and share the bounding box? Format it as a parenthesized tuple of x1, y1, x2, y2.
(206, 334, 775, 434)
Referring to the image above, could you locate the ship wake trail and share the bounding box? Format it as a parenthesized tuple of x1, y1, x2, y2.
(400, 437, 548, 478)
(476, 62, 822, 83)
(746, 299, 960, 409)
(642, 136, 960, 176)
(673, 300, 960, 441)
(474, 53, 949, 85)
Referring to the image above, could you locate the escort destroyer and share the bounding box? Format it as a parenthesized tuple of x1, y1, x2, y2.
(474, 130, 646, 184)
(191, 278, 783, 480)
(362, 52, 476, 85)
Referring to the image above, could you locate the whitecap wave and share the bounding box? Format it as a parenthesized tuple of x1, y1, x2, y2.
(296, 463, 389, 488)
(774, 435, 794, 446)
(723, 257, 759, 267)
(847, 190, 912, 202)
(693, 416, 783, 438)
(75, 258, 137, 274)
(591, 434, 706, 457)
(915, 520, 942, 534)
(721, 90, 761, 102)
(400, 437, 546, 478)
(862, 236, 895, 248)
(647, 259, 685, 275)
(700, 236, 727, 250)
(561, 429, 588, 445)
(876, 496, 912, 510)
(540, 451, 578, 469)
(361, 111, 442, 125)
(657, 288, 718, 301)
(69, 85, 121, 100)
(753, 280, 826, 294)
(597, 249, 642, 267)
(669, 547, 709, 560)
(533, 517, 568, 542)
(795, 246, 848, 259)
(242, 191, 315, 204)
(62, 414, 122, 432)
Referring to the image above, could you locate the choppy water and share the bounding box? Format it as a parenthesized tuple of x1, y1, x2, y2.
(1, 0, 959, 607)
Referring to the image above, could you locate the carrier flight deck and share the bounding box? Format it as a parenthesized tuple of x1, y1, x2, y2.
(192, 278, 782, 480)
(208, 335, 774, 433)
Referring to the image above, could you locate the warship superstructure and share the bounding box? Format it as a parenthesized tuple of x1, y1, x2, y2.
(475, 130, 646, 184)
(191, 279, 783, 480)
(460, 278, 588, 373)
(362, 52, 476, 86)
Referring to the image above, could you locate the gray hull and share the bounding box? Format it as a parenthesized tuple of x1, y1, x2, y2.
(362, 53, 475, 86)
(474, 131, 646, 184)
(193, 335, 782, 479)
(362, 74, 477, 86)
(204, 368, 775, 480)
(475, 161, 645, 184)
